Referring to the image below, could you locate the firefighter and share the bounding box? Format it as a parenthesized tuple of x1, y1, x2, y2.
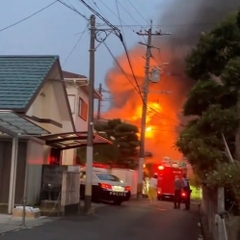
(148, 173, 158, 206)
(174, 175, 183, 209)
(182, 173, 191, 210)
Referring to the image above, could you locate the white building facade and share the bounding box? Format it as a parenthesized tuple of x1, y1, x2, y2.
(62, 71, 101, 165)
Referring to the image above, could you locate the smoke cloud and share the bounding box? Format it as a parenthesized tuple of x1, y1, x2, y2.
(155, 0, 240, 69)
(103, 0, 240, 161)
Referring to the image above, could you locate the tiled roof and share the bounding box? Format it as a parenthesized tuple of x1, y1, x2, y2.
(0, 55, 58, 110)
(62, 70, 87, 79)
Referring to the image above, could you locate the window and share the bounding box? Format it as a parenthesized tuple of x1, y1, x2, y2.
(96, 174, 120, 182)
(78, 97, 88, 121)
(68, 95, 76, 114)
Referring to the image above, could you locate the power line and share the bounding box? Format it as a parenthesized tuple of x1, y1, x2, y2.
(126, 0, 148, 24)
(62, 24, 89, 67)
(114, 0, 146, 44)
(117, 35, 180, 126)
(0, 1, 57, 33)
(57, 0, 88, 20)
(76, 1, 180, 126)
(78, 0, 120, 34)
(119, 38, 143, 96)
(105, 3, 143, 97)
(80, 0, 146, 45)
(124, 0, 148, 43)
(115, 0, 124, 37)
(92, 0, 137, 34)
(99, 22, 218, 28)
(78, 0, 141, 96)
(103, 41, 181, 126)
(103, 41, 141, 93)
(91, 1, 106, 16)
(104, 40, 178, 125)
(116, 1, 140, 25)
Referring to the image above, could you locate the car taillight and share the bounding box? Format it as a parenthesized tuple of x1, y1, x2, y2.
(125, 186, 130, 191)
(99, 183, 112, 189)
(181, 192, 186, 197)
(158, 188, 162, 194)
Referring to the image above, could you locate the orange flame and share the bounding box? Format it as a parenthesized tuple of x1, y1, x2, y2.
(103, 45, 186, 162)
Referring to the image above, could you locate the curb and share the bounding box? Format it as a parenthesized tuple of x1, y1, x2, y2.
(0, 227, 21, 235)
(0, 225, 34, 236)
(0, 217, 53, 235)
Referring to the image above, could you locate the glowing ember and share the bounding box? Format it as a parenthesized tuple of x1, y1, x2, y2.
(132, 102, 162, 123)
(145, 126, 154, 139)
(146, 126, 152, 132)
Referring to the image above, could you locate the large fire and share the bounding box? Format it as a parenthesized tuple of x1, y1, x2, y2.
(103, 46, 187, 162)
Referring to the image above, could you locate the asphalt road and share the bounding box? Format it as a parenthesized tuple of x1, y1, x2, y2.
(0, 200, 200, 240)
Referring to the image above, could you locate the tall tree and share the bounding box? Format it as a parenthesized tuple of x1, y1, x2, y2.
(221, 57, 240, 160)
(77, 119, 140, 169)
(185, 13, 240, 80)
(176, 11, 240, 174)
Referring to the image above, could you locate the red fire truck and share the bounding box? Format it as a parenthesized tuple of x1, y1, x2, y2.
(156, 164, 186, 200)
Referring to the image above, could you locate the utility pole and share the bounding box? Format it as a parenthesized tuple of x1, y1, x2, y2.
(136, 21, 170, 199)
(84, 14, 96, 213)
(97, 83, 102, 120)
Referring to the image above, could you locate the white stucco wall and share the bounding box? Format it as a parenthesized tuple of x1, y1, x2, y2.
(26, 139, 45, 205)
(61, 83, 90, 165)
(66, 83, 89, 132)
(27, 80, 75, 165)
(27, 82, 64, 134)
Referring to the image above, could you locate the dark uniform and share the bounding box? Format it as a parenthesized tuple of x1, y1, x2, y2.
(183, 175, 191, 210)
(174, 177, 182, 209)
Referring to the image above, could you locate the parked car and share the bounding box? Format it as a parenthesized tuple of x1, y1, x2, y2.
(80, 168, 131, 205)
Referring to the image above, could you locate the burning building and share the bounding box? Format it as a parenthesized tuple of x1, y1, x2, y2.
(102, 0, 240, 162)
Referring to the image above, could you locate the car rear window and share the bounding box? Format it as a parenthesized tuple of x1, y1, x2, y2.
(96, 174, 120, 182)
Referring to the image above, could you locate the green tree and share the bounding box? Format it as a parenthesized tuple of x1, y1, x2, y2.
(176, 11, 240, 214)
(176, 10, 240, 175)
(186, 13, 240, 80)
(183, 80, 237, 116)
(77, 119, 140, 169)
(237, 9, 240, 30)
(221, 57, 240, 161)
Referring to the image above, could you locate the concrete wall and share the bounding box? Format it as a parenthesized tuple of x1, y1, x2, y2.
(63, 82, 90, 165)
(43, 145, 51, 164)
(62, 149, 75, 166)
(110, 168, 138, 196)
(27, 82, 63, 134)
(66, 83, 89, 132)
(26, 79, 75, 166)
(26, 139, 45, 205)
(61, 168, 80, 210)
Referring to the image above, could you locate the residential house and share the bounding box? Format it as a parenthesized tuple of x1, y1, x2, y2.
(0, 55, 75, 212)
(62, 70, 102, 165)
(0, 55, 110, 213)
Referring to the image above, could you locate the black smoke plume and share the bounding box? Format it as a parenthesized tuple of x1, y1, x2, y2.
(153, 0, 240, 125)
